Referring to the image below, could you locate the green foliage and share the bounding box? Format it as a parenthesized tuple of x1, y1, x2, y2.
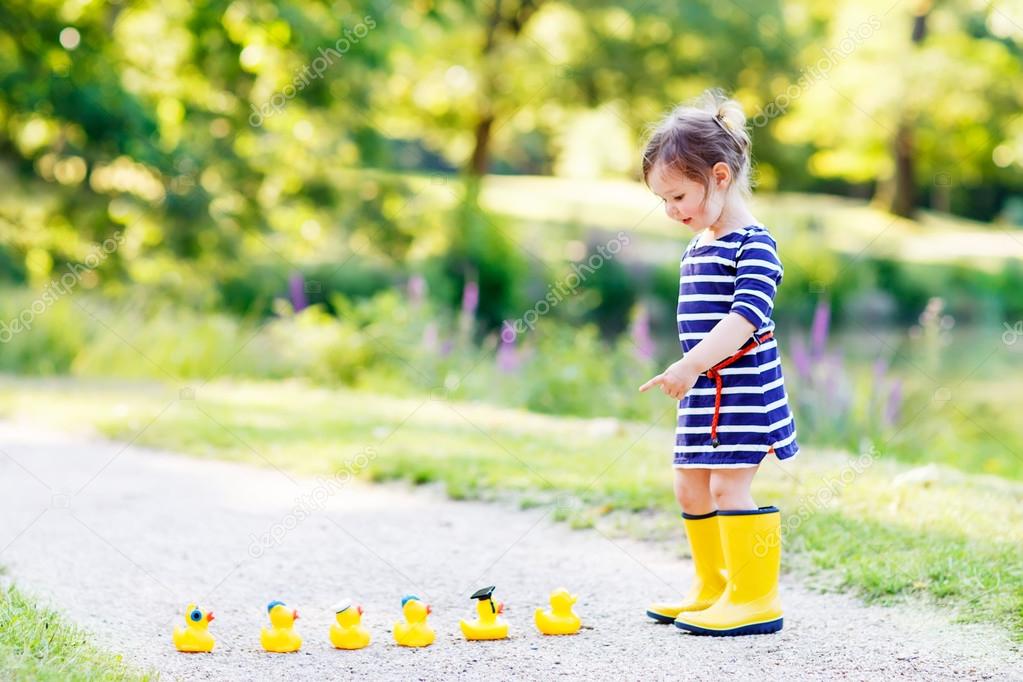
(514, 324, 657, 418)
(0, 286, 660, 417)
(3, 281, 1021, 481)
(72, 304, 284, 380)
(0, 293, 84, 374)
(215, 258, 396, 318)
(2, 0, 1020, 300)
(573, 250, 636, 337)
(789, 510, 1023, 634)
(0, 585, 149, 681)
(776, 0, 1022, 217)
(442, 180, 529, 331)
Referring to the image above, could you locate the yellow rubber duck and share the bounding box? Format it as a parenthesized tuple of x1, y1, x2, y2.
(172, 603, 215, 653)
(535, 587, 581, 635)
(393, 595, 434, 647)
(329, 598, 371, 650)
(260, 600, 302, 653)
(459, 586, 509, 641)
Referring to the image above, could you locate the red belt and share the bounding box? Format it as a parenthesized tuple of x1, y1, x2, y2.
(705, 331, 773, 448)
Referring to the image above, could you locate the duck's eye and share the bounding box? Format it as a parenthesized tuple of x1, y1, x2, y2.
(190, 609, 202, 622)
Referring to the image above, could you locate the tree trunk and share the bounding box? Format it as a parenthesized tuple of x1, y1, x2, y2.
(470, 115, 494, 176)
(889, 122, 916, 218)
(885, 1, 930, 218)
(465, 0, 544, 178)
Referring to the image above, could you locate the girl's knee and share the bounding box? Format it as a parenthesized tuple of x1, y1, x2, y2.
(708, 478, 741, 509)
(675, 486, 699, 510)
(675, 475, 712, 512)
(708, 471, 756, 510)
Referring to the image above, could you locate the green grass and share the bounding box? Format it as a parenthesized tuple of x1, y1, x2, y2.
(0, 585, 149, 681)
(1, 376, 1021, 641)
(382, 170, 1023, 268)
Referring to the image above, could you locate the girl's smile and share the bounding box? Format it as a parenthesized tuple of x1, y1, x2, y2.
(647, 159, 758, 239)
(647, 161, 719, 234)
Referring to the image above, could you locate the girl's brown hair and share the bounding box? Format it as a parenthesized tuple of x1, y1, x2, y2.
(641, 89, 753, 199)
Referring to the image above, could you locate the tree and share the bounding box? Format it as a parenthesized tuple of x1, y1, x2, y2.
(778, 0, 1022, 219)
(370, 0, 802, 178)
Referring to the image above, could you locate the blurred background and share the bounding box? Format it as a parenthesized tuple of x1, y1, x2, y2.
(0, 0, 1022, 482)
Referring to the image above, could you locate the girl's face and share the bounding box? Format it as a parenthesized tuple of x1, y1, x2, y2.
(647, 160, 727, 233)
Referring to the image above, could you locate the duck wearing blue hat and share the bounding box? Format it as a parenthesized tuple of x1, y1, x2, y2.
(261, 600, 302, 652)
(394, 594, 435, 647)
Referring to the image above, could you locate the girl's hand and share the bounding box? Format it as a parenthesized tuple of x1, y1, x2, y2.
(638, 358, 702, 400)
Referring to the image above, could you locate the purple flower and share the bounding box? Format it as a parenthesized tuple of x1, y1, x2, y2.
(289, 272, 307, 312)
(872, 356, 888, 382)
(790, 335, 812, 382)
(408, 275, 426, 306)
(884, 379, 902, 428)
(822, 350, 841, 402)
(631, 305, 655, 362)
(422, 321, 438, 352)
(830, 351, 853, 411)
(461, 278, 479, 317)
(496, 321, 520, 373)
(810, 298, 831, 362)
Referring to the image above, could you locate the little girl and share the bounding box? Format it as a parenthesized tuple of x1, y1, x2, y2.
(637, 90, 798, 636)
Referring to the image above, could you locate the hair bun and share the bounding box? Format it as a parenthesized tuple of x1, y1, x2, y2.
(641, 87, 755, 198)
(715, 100, 747, 134)
(699, 89, 749, 150)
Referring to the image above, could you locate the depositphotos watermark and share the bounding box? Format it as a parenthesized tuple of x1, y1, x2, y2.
(247, 446, 378, 558)
(0, 232, 124, 344)
(502, 231, 631, 341)
(1003, 321, 1022, 345)
(751, 16, 881, 128)
(249, 15, 377, 127)
(752, 446, 876, 558)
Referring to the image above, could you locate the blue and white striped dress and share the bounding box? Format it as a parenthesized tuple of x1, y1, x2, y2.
(674, 224, 799, 468)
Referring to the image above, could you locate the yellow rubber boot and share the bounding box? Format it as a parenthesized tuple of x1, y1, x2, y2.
(674, 506, 783, 636)
(646, 511, 726, 623)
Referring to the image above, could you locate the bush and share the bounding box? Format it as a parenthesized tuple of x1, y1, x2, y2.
(0, 291, 86, 374)
(441, 180, 529, 332)
(215, 259, 398, 318)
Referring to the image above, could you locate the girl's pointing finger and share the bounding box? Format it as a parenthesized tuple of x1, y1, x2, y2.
(638, 374, 664, 392)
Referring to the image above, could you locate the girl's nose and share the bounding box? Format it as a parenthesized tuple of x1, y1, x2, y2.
(665, 202, 680, 221)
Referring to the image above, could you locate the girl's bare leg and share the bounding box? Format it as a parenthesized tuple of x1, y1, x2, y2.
(709, 466, 759, 511)
(673, 467, 715, 515)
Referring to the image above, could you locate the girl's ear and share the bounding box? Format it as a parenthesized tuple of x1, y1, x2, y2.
(712, 162, 731, 189)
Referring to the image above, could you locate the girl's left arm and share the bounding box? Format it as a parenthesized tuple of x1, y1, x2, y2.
(640, 231, 782, 399)
(638, 313, 755, 399)
(674, 312, 757, 372)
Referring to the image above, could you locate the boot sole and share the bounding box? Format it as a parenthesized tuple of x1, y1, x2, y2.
(647, 602, 719, 623)
(674, 617, 783, 636)
(645, 610, 678, 624)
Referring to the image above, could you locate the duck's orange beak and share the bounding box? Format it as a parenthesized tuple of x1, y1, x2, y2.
(426, 605, 432, 615)
(357, 605, 364, 615)
(293, 610, 299, 620)
(496, 602, 504, 614)
(206, 611, 215, 622)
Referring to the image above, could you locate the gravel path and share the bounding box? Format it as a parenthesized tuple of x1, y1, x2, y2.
(1, 421, 1020, 681)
